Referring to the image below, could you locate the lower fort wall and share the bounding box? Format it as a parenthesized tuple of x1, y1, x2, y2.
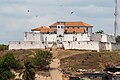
(63, 41, 100, 52)
(9, 41, 45, 50)
(9, 41, 120, 52)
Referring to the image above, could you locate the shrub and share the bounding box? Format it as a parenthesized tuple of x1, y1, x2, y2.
(33, 50, 53, 70)
(0, 53, 23, 80)
(0, 44, 8, 50)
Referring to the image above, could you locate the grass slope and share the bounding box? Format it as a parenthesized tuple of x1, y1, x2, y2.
(60, 51, 120, 71)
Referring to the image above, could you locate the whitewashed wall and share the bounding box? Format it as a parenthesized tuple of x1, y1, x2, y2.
(9, 41, 45, 50)
(101, 34, 115, 43)
(24, 32, 43, 41)
(63, 41, 100, 52)
(76, 34, 90, 41)
(63, 34, 74, 41)
(105, 34, 116, 43)
(99, 42, 111, 51)
(91, 34, 116, 43)
(63, 33, 90, 42)
(43, 34, 57, 42)
(111, 43, 120, 51)
(9, 31, 118, 51)
(90, 34, 102, 42)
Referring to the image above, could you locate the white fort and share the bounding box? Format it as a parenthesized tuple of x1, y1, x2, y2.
(9, 21, 120, 52)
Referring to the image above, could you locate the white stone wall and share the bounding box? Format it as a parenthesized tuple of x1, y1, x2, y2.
(90, 33, 102, 42)
(63, 33, 90, 42)
(111, 43, 120, 51)
(9, 31, 118, 52)
(99, 42, 111, 51)
(63, 34, 74, 41)
(43, 34, 57, 42)
(91, 33, 116, 43)
(107, 35, 116, 43)
(9, 41, 45, 50)
(101, 34, 116, 43)
(99, 42, 120, 51)
(76, 33, 90, 41)
(24, 32, 43, 41)
(63, 41, 100, 52)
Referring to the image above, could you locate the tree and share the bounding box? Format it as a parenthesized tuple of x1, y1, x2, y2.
(116, 35, 120, 42)
(0, 44, 8, 50)
(33, 50, 53, 70)
(21, 60, 35, 80)
(0, 53, 23, 80)
(95, 30, 104, 34)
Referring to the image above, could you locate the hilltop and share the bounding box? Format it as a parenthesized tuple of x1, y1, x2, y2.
(60, 51, 120, 72)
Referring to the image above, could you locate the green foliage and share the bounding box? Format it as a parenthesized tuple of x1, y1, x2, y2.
(0, 53, 23, 70)
(95, 30, 104, 34)
(33, 50, 53, 70)
(0, 44, 8, 50)
(116, 35, 120, 42)
(21, 60, 35, 80)
(0, 53, 23, 80)
(0, 70, 15, 80)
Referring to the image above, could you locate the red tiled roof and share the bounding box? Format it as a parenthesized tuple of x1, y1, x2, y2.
(74, 28, 84, 33)
(65, 28, 74, 33)
(31, 26, 57, 33)
(31, 26, 49, 33)
(31, 26, 49, 31)
(50, 22, 93, 27)
(65, 28, 85, 33)
(40, 29, 49, 33)
(49, 28, 56, 33)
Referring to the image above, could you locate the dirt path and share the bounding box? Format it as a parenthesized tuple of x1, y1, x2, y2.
(49, 59, 62, 80)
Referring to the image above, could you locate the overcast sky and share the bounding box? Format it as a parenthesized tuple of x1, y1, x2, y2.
(0, 0, 120, 44)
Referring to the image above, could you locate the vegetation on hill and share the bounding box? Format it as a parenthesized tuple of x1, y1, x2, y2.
(0, 53, 23, 80)
(33, 50, 54, 70)
(0, 49, 53, 80)
(1, 49, 120, 79)
(0, 44, 8, 50)
(116, 35, 120, 42)
(20, 60, 35, 80)
(60, 51, 120, 71)
(95, 30, 104, 34)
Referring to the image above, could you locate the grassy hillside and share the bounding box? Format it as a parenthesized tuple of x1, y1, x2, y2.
(60, 51, 120, 71)
(1, 49, 120, 72)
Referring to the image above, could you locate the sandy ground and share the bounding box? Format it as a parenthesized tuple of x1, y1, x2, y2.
(49, 59, 62, 80)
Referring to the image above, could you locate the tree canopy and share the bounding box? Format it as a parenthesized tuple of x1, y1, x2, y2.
(21, 60, 35, 80)
(0, 53, 23, 80)
(0, 44, 8, 50)
(33, 50, 53, 70)
(116, 35, 120, 42)
(95, 30, 104, 34)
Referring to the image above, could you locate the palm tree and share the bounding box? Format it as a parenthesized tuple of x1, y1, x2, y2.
(21, 60, 35, 80)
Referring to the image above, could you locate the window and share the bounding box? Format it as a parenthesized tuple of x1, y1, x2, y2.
(18, 42, 21, 44)
(58, 26, 60, 28)
(31, 42, 33, 44)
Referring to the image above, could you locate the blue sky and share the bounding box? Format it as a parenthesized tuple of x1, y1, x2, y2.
(0, 0, 120, 44)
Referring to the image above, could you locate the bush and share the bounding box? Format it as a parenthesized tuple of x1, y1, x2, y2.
(0, 44, 8, 50)
(0, 53, 23, 80)
(0, 53, 23, 70)
(20, 60, 35, 80)
(33, 50, 53, 70)
(116, 35, 120, 42)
